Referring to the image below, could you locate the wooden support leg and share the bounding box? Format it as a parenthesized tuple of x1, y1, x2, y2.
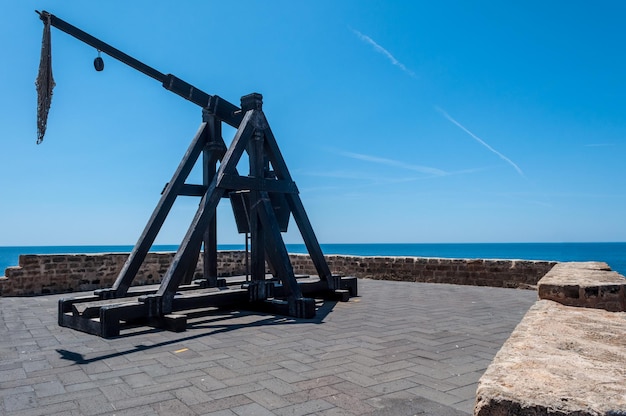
(260, 122, 335, 286)
(286, 193, 337, 287)
(257, 191, 303, 300)
(155, 182, 225, 314)
(203, 112, 223, 287)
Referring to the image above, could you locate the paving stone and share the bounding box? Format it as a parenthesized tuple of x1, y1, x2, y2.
(64, 381, 100, 393)
(371, 378, 419, 395)
(122, 372, 157, 388)
(293, 375, 344, 390)
(112, 392, 176, 411)
(56, 369, 91, 386)
(3, 391, 38, 412)
(368, 394, 469, 415)
(324, 392, 377, 414)
(209, 383, 265, 400)
(282, 385, 339, 405)
(244, 389, 291, 410)
(257, 377, 299, 396)
(231, 402, 275, 416)
(337, 370, 379, 387)
(407, 385, 466, 408)
(200, 410, 237, 416)
(100, 384, 136, 402)
(192, 374, 229, 391)
(221, 372, 273, 387)
(101, 405, 158, 416)
(190, 395, 252, 414)
(76, 393, 116, 415)
(4, 401, 79, 416)
(173, 385, 213, 406)
(33, 379, 66, 398)
(273, 398, 335, 416)
(38, 388, 103, 407)
(0, 367, 27, 383)
(152, 398, 196, 416)
(0, 279, 536, 416)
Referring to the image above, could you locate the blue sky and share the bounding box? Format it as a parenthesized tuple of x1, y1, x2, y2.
(1, 1, 625, 246)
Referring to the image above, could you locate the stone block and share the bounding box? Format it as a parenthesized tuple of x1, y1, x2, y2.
(538, 262, 626, 311)
(475, 300, 626, 416)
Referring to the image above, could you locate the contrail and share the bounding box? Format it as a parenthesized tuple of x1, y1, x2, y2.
(584, 143, 614, 147)
(351, 28, 416, 78)
(435, 107, 524, 177)
(341, 151, 447, 176)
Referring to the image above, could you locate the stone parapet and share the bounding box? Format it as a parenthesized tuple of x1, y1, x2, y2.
(0, 251, 247, 296)
(475, 300, 626, 415)
(538, 261, 626, 312)
(290, 254, 554, 288)
(475, 262, 626, 415)
(0, 251, 555, 296)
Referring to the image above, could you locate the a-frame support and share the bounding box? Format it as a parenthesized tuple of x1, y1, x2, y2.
(58, 93, 357, 338)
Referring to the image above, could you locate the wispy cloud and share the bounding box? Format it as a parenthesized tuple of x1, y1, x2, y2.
(351, 28, 416, 78)
(584, 143, 614, 147)
(340, 151, 447, 176)
(435, 107, 525, 177)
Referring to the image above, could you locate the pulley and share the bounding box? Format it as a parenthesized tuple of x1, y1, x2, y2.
(93, 50, 104, 71)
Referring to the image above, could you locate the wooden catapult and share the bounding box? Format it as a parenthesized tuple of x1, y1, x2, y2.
(37, 11, 357, 338)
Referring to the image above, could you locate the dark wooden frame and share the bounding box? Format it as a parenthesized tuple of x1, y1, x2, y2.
(59, 93, 357, 337)
(36, 11, 356, 338)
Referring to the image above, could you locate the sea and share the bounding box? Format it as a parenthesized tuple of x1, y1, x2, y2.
(1, 243, 625, 277)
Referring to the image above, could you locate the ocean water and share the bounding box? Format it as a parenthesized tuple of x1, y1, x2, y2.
(1, 242, 625, 277)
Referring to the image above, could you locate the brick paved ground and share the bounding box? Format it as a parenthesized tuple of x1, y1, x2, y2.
(0, 279, 537, 415)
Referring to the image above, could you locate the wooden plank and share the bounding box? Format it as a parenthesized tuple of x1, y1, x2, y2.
(207, 94, 244, 129)
(249, 190, 266, 283)
(217, 174, 298, 193)
(171, 288, 248, 311)
(156, 180, 225, 313)
(248, 127, 267, 284)
(59, 312, 107, 337)
(72, 298, 133, 318)
(178, 184, 207, 196)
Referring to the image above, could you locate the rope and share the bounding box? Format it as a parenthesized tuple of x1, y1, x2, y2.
(35, 13, 55, 144)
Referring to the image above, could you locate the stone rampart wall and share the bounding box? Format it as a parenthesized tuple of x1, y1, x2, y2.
(475, 263, 626, 415)
(0, 251, 556, 296)
(537, 261, 625, 312)
(0, 251, 247, 296)
(290, 254, 555, 288)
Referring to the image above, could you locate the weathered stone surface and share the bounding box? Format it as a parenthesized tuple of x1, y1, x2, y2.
(1, 251, 556, 296)
(475, 300, 626, 416)
(538, 262, 626, 311)
(290, 253, 555, 289)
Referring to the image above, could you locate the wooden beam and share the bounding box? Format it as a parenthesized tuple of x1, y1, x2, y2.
(257, 191, 303, 299)
(262, 122, 333, 281)
(203, 113, 222, 287)
(217, 174, 298, 193)
(248, 128, 267, 283)
(155, 179, 225, 313)
(177, 184, 207, 197)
